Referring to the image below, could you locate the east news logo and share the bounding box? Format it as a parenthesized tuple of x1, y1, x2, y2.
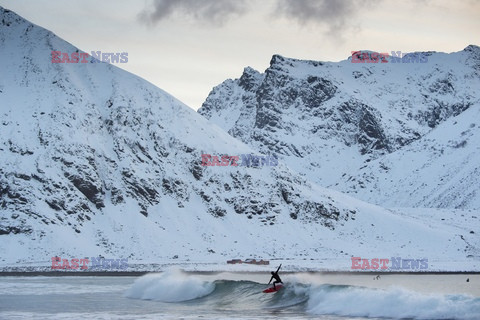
(51, 256, 128, 270)
(51, 51, 128, 64)
(351, 257, 428, 270)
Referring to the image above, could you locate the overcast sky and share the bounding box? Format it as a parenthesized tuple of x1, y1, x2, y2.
(1, 0, 479, 110)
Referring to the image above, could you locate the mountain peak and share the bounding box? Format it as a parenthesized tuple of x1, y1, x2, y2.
(238, 66, 262, 91)
(464, 44, 480, 52)
(1, 6, 27, 28)
(270, 54, 287, 65)
(269, 54, 325, 72)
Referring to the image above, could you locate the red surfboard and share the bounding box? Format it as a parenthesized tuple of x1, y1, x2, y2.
(263, 284, 283, 293)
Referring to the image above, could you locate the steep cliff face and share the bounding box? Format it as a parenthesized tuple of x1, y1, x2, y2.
(199, 47, 480, 209)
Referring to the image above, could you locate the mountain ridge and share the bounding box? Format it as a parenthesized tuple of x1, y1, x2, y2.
(199, 46, 480, 209)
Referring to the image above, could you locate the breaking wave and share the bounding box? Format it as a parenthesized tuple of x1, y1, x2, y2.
(125, 270, 480, 319)
(124, 268, 215, 302)
(306, 284, 480, 319)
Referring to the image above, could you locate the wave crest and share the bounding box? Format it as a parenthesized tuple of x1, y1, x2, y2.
(125, 268, 215, 302)
(306, 284, 480, 319)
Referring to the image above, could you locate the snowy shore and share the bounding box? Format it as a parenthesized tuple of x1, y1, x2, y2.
(1, 258, 478, 274)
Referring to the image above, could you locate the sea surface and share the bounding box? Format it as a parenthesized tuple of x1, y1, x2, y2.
(0, 270, 479, 319)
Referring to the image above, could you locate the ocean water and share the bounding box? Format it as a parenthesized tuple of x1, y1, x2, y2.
(0, 269, 479, 319)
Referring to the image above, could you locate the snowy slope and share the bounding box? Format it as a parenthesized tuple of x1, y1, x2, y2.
(336, 104, 480, 209)
(199, 48, 480, 210)
(0, 7, 478, 271)
(0, 6, 345, 264)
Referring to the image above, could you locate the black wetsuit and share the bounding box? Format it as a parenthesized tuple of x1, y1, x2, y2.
(268, 265, 283, 289)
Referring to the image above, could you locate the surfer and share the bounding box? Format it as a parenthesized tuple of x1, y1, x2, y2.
(268, 264, 283, 289)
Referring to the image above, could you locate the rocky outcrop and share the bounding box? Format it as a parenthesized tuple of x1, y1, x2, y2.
(199, 46, 480, 209)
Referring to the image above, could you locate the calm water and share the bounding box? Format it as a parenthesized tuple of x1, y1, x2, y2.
(0, 271, 479, 319)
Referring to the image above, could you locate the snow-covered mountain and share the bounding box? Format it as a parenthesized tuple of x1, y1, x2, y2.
(199, 47, 480, 210)
(0, 7, 477, 271)
(0, 6, 344, 263)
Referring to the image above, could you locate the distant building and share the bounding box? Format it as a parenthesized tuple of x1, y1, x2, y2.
(227, 259, 269, 265)
(227, 259, 243, 264)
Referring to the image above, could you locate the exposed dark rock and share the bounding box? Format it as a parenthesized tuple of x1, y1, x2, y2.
(65, 173, 104, 209)
(0, 225, 33, 235)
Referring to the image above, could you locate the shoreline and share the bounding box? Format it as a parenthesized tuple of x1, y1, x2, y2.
(0, 270, 479, 277)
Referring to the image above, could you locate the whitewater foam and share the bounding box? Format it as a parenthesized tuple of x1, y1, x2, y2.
(124, 268, 215, 302)
(306, 284, 480, 319)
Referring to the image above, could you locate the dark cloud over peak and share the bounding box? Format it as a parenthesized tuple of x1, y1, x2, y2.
(138, 0, 249, 26)
(275, 0, 378, 32)
(138, 0, 377, 35)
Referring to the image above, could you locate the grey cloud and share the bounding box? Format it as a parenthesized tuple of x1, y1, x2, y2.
(274, 0, 378, 33)
(139, 0, 249, 26)
(139, 0, 377, 35)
